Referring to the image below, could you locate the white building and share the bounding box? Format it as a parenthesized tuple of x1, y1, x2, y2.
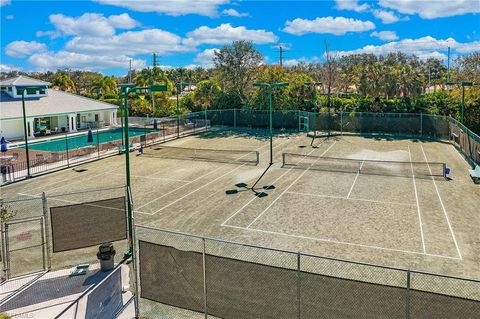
(0, 75, 119, 140)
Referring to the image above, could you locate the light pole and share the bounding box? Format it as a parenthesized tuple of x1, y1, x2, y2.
(447, 81, 479, 124)
(120, 83, 167, 254)
(17, 86, 43, 178)
(176, 82, 189, 138)
(253, 82, 289, 164)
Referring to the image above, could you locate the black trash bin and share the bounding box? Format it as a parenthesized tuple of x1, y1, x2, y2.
(97, 243, 116, 271)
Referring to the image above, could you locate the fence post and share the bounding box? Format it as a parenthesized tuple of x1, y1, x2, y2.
(163, 122, 166, 142)
(5, 223, 10, 279)
(65, 133, 70, 168)
(1, 219, 7, 282)
(130, 196, 141, 319)
(340, 112, 344, 135)
(420, 113, 423, 136)
(97, 128, 100, 160)
(406, 270, 411, 319)
(297, 252, 301, 319)
(203, 238, 208, 319)
(42, 192, 51, 270)
(234, 108, 237, 129)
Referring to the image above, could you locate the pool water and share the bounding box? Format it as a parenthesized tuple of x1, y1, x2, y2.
(23, 127, 156, 152)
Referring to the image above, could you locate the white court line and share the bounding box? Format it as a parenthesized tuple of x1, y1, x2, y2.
(222, 224, 461, 260)
(421, 145, 463, 260)
(221, 141, 331, 226)
(20, 175, 74, 194)
(137, 139, 291, 214)
(246, 142, 337, 229)
(135, 141, 276, 210)
(110, 172, 190, 183)
(408, 145, 426, 254)
(346, 158, 365, 199)
(29, 163, 124, 196)
(286, 191, 416, 207)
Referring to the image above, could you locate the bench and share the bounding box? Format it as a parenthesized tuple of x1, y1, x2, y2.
(469, 165, 480, 184)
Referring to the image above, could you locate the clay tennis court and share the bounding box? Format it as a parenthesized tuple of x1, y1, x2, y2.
(2, 128, 479, 279)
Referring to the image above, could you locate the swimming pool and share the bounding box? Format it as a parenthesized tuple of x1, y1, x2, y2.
(22, 127, 156, 152)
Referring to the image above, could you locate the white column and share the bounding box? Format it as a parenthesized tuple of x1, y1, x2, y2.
(73, 114, 78, 131)
(27, 118, 35, 138)
(113, 111, 117, 125)
(69, 114, 77, 132)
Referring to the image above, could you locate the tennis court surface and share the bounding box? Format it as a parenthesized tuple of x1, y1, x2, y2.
(2, 129, 479, 279)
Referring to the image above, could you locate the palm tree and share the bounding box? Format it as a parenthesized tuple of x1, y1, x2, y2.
(52, 72, 76, 92)
(90, 76, 118, 97)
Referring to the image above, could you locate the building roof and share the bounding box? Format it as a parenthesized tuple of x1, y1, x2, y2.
(0, 75, 51, 86)
(0, 89, 118, 120)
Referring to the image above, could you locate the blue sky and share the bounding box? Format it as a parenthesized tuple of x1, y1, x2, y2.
(1, 0, 479, 75)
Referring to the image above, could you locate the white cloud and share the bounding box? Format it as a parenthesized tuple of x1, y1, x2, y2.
(456, 41, 480, 53)
(379, 0, 480, 19)
(335, 0, 369, 12)
(283, 56, 320, 66)
(107, 13, 140, 29)
(416, 51, 447, 61)
(185, 23, 277, 46)
(371, 9, 403, 24)
(370, 31, 399, 41)
(95, 0, 229, 17)
(65, 29, 194, 56)
(5, 41, 48, 58)
(28, 51, 146, 71)
(333, 36, 479, 60)
(38, 13, 140, 39)
(5, 15, 14, 20)
(0, 64, 21, 72)
(194, 48, 220, 68)
(0, 0, 11, 7)
(222, 8, 249, 17)
(283, 16, 375, 36)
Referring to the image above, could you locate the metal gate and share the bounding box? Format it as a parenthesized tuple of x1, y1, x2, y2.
(2, 216, 47, 280)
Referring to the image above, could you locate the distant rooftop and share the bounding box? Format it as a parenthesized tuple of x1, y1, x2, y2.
(0, 75, 51, 86)
(0, 89, 118, 120)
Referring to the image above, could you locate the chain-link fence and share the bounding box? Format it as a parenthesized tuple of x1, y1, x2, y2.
(135, 226, 480, 319)
(2, 110, 478, 186)
(0, 186, 130, 281)
(205, 109, 479, 167)
(0, 113, 209, 185)
(0, 186, 135, 318)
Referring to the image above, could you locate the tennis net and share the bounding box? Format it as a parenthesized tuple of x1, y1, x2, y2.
(142, 145, 259, 165)
(282, 153, 446, 178)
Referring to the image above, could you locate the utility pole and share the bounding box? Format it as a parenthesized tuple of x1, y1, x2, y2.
(279, 45, 283, 67)
(152, 53, 158, 68)
(128, 59, 132, 83)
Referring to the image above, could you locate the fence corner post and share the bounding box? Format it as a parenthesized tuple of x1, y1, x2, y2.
(41, 192, 52, 271)
(203, 237, 208, 319)
(406, 270, 411, 319)
(297, 252, 301, 319)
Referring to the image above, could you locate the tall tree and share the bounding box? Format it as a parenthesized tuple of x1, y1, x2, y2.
(90, 75, 118, 97)
(52, 72, 76, 92)
(321, 41, 340, 109)
(193, 80, 221, 110)
(214, 40, 263, 104)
